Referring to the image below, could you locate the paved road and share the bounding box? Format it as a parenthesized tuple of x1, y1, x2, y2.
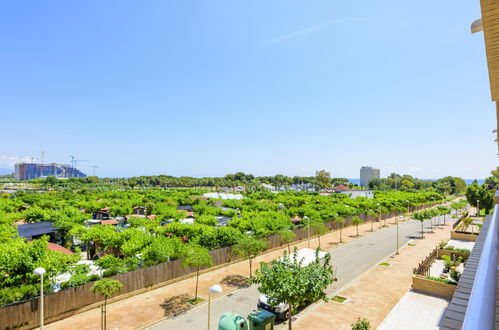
(147, 215, 452, 330)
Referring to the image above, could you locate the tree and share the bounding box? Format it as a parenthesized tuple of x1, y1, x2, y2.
(90, 278, 124, 330)
(336, 217, 345, 243)
(412, 211, 429, 239)
(315, 170, 331, 189)
(460, 217, 474, 233)
(251, 249, 334, 330)
(465, 182, 494, 215)
(351, 318, 371, 330)
(437, 206, 451, 225)
(233, 237, 267, 278)
(277, 229, 296, 253)
(181, 245, 213, 300)
(351, 216, 363, 237)
(310, 222, 328, 249)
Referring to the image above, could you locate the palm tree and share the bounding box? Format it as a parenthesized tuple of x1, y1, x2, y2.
(91, 278, 124, 330)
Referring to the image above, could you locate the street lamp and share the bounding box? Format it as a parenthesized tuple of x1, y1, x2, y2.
(396, 216, 403, 255)
(304, 216, 310, 248)
(476, 200, 480, 217)
(377, 203, 381, 229)
(34, 267, 46, 330)
(208, 284, 223, 330)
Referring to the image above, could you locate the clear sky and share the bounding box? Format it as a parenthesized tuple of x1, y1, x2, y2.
(1, 1, 496, 179)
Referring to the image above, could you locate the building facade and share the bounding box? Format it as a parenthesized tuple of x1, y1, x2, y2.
(360, 166, 380, 187)
(14, 163, 87, 181)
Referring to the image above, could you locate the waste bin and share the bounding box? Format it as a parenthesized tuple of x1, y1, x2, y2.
(218, 312, 248, 330)
(247, 309, 276, 330)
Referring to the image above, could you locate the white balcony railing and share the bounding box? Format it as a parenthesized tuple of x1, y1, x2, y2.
(462, 201, 499, 329)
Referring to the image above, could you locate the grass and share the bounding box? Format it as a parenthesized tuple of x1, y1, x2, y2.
(187, 297, 205, 305)
(379, 262, 391, 267)
(408, 243, 416, 246)
(331, 295, 347, 303)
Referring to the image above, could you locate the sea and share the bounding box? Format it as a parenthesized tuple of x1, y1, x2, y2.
(347, 178, 484, 185)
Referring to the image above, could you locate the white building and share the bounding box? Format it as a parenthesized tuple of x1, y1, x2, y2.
(360, 166, 380, 187)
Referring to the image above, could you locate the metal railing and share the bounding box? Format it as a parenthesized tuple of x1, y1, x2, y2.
(462, 203, 499, 330)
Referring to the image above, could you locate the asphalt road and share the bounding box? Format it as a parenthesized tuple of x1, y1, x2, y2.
(146, 215, 452, 330)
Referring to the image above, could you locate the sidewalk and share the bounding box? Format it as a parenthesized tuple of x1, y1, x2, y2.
(290, 222, 453, 330)
(44, 217, 405, 330)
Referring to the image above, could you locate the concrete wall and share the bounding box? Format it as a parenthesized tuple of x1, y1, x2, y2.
(412, 276, 457, 298)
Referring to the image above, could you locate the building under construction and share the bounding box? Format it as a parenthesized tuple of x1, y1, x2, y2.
(14, 163, 87, 181)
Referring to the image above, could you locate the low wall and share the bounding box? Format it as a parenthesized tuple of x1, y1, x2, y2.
(450, 231, 478, 241)
(412, 276, 457, 298)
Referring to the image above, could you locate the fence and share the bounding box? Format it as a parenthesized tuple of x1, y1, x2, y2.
(1, 205, 432, 329)
(413, 247, 438, 276)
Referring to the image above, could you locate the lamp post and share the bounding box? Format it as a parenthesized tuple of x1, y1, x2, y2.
(34, 267, 46, 330)
(208, 284, 223, 330)
(396, 216, 403, 255)
(304, 216, 310, 248)
(476, 200, 480, 217)
(377, 203, 381, 229)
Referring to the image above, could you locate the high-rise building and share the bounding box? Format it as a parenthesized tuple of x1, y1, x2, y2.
(14, 163, 87, 181)
(360, 166, 380, 187)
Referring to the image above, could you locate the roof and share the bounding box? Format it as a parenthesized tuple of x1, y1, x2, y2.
(176, 205, 194, 211)
(17, 221, 58, 238)
(101, 220, 119, 225)
(333, 184, 349, 191)
(47, 242, 73, 255)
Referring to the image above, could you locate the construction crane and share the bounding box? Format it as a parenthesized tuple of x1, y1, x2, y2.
(74, 159, 89, 169)
(69, 156, 90, 169)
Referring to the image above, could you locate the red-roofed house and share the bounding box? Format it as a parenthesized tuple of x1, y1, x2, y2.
(101, 220, 119, 226)
(47, 243, 73, 256)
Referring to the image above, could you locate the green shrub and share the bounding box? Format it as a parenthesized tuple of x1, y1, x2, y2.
(61, 273, 91, 289)
(0, 284, 39, 306)
(351, 317, 371, 330)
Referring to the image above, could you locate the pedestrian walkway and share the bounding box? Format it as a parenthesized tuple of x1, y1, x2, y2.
(289, 222, 453, 330)
(44, 216, 406, 330)
(377, 291, 450, 330)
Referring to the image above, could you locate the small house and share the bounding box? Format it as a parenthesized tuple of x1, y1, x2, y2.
(92, 207, 110, 220)
(17, 221, 60, 242)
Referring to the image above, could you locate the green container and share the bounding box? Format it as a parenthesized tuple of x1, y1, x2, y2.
(247, 309, 276, 330)
(218, 312, 248, 330)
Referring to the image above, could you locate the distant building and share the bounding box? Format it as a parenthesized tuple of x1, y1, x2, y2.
(14, 163, 86, 181)
(360, 166, 380, 187)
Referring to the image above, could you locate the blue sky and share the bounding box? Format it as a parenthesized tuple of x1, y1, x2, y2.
(0, 1, 496, 179)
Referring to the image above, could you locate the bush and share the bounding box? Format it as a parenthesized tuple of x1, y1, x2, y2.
(0, 284, 39, 306)
(351, 318, 371, 330)
(61, 273, 91, 289)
